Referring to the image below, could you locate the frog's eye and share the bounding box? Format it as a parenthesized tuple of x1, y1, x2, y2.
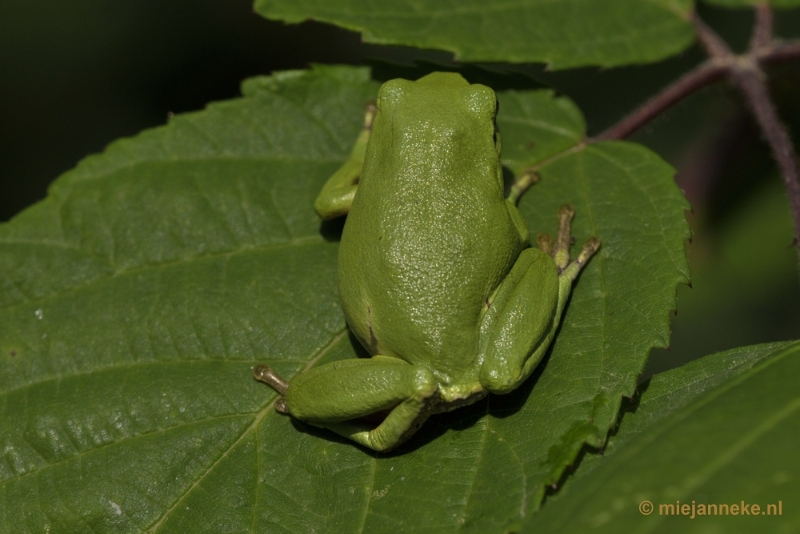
(465, 85, 496, 117)
(378, 79, 410, 109)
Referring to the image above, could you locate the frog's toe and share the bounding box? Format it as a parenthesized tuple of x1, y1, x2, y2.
(274, 397, 289, 414)
(560, 236, 601, 282)
(553, 205, 575, 271)
(253, 364, 289, 395)
(537, 232, 553, 255)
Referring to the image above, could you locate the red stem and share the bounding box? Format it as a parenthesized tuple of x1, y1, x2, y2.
(694, 11, 800, 250)
(592, 61, 727, 142)
(594, 9, 800, 252)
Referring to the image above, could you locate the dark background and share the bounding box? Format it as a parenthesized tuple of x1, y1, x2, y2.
(2, 0, 799, 374)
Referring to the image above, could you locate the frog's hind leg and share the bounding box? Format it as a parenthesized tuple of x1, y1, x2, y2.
(254, 356, 438, 452)
(313, 102, 376, 220)
(478, 247, 561, 395)
(479, 205, 599, 395)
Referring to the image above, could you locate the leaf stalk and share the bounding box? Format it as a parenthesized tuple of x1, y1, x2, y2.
(594, 7, 800, 257)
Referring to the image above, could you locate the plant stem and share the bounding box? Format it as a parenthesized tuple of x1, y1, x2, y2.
(760, 41, 800, 64)
(751, 3, 773, 50)
(593, 39, 800, 142)
(692, 13, 732, 59)
(731, 68, 800, 246)
(694, 11, 800, 250)
(593, 9, 800, 252)
(592, 61, 727, 142)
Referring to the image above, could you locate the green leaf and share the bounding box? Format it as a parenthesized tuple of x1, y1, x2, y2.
(613, 341, 797, 449)
(524, 341, 800, 533)
(703, 0, 800, 8)
(253, 0, 696, 69)
(499, 106, 691, 518)
(575, 340, 797, 479)
(0, 65, 688, 532)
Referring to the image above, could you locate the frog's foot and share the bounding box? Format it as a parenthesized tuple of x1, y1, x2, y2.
(313, 101, 378, 220)
(253, 365, 290, 414)
(537, 205, 600, 282)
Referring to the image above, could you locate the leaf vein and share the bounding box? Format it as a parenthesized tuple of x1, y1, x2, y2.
(147, 329, 349, 531)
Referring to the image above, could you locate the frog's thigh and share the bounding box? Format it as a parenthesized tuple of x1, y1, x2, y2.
(313, 158, 361, 220)
(480, 248, 561, 395)
(286, 356, 437, 451)
(313, 105, 374, 220)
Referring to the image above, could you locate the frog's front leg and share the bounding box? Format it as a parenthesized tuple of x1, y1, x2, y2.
(254, 356, 438, 452)
(313, 102, 376, 220)
(479, 206, 599, 394)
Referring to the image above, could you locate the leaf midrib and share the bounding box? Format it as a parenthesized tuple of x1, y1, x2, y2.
(58, 155, 346, 188)
(0, 413, 254, 488)
(279, 0, 680, 21)
(0, 358, 305, 399)
(148, 329, 348, 533)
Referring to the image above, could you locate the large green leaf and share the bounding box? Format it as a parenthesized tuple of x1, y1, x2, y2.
(703, 0, 800, 8)
(0, 65, 688, 532)
(565, 340, 797, 479)
(254, 0, 696, 69)
(524, 341, 800, 533)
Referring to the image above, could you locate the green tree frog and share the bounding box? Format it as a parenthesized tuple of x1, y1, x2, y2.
(254, 72, 599, 452)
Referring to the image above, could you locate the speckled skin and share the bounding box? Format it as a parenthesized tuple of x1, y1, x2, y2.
(339, 74, 527, 391)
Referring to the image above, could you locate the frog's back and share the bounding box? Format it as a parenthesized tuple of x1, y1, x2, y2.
(338, 73, 525, 383)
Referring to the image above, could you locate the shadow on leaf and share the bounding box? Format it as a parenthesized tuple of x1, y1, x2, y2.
(319, 216, 346, 242)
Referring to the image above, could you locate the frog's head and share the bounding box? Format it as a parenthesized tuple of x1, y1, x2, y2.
(375, 72, 502, 179)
